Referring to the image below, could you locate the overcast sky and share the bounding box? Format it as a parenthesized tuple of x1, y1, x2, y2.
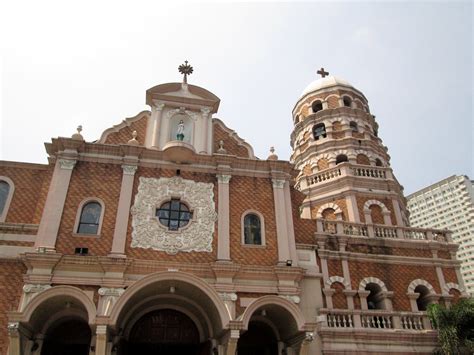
(0, 1, 472, 194)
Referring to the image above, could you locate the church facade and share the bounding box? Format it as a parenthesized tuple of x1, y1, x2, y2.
(0, 64, 468, 355)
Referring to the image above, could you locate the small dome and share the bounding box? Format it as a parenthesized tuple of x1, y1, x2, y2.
(300, 76, 354, 98)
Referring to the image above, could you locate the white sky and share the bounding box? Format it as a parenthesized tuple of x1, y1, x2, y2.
(0, 1, 472, 194)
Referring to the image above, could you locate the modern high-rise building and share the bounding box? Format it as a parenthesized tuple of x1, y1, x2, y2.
(407, 175, 474, 295)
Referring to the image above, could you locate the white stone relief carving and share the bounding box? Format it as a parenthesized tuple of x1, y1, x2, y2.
(217, 174, 232, 184)
(58, 159, 76, 170)
(272, 179, 286, 189)
(98, 287, 125, 316)
(280, 294, 301, 304)
(122, 165, 138, 176)
(218, 292, 238, 301)
(131, 177, 217, 254)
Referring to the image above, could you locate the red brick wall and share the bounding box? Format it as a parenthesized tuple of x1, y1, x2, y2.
(356, 196, 395, 225)
(312, 199, 348, 221)
(213, 123, 251, 158)
(229, 176, 278, 265)
(443, 267, 459, 285)
(327, 259, 343, 277)
(290, 188, 316, 245)
(331, 282, 347, 309)
(103, 114, 148, 145)
(349, 261, 441, 311)
(0, 260, 26, 354)
(55, 161, 122, 256)
(0, 164, 49, 224)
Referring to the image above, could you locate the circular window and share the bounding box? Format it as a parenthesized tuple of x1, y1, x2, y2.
(156, 199, 193, 230)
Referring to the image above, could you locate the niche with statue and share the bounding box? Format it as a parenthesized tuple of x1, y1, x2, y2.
(169, 114, 193, 143)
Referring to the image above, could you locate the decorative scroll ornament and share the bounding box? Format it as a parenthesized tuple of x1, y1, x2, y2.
(58, 159, 77, 170)
(7, 322, 19, 336)
(280, 294, 301, 304)
(218, 292, 238, 302)
(131, 177, 217, 254)
(23, 284, 51, 294)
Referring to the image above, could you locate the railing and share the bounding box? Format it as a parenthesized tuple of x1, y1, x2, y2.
(316, 219, 452, 243)
(302, 163, 392, 189)
(320, 309, 432, 331)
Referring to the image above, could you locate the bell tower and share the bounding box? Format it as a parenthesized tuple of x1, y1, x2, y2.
(291, 68, 409, 229)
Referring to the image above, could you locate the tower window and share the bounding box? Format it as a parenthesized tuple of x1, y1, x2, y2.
(375, 158, 383, 167)
(313, 123, 327, 140)
(0, 181, 11, 216)
(365, 283, 384, 310)
(312, 100, 323, 113)
(156, 199, 193, 231)
(343, 96, 352, 107)
(244, 213, 262, 245)
(77, 202, 102, 234)
(295, 115, 300, 124)
(414, 285, 431, 311)
(336, 154, 348, 165)
(350, 121, 358, 132)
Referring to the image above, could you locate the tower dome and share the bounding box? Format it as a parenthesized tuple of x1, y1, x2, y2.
(300, 75, 354, 98)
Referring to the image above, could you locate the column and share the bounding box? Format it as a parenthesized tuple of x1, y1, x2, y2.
(35, 158, 76, 251)
(272, 179, 291, 264)
(225, 330, 240, 355)
(7, 322, 20, 355)
(151, 103, 165, 148)
(345, 195, 360, 223)
(109, 165, 138, 257)
(201, 107, 211, 154)
(436, 264, 447, 294)
(95, 325, 107, 355)
(391, 198, 404, 227)
(283, 181, 298, 265)
(217, 174, 231, 261)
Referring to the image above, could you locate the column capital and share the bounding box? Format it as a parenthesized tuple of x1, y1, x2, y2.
(217, 174, 232, 184)
(218, 292, 237, 301)
(58, 159, 76, 170)
(98, 287, 125, 297)
(23, 283, 51, 294)
(96, 325, 108, 335)
(272, 179, 286, 189)
(122, 164, 138, 176)
(7, 322, 20, 336)
(152, 101, 165, 111)
(200, 107, 211, 116)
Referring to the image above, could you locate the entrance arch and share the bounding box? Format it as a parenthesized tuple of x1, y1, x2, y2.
(109, 271, 230, 353)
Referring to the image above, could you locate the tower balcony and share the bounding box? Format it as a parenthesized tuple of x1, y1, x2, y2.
(315, 218, 453, 244)
(295, 163, 393, 191)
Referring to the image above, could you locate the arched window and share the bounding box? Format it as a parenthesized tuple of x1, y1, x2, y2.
(157, 199, 193, 231)
(313, 123, 326, 140)
(312, 100, 323, 113)
(414, 285, 431, 311)
(295, 115, 300, 124)
(77, 201, 102, 234)
(0, 181, 10, 217)
(373, 128, 378, 137)
(343, 96, 352, 107)
(336, 154, 348, 165)
(366, 283, 384, 310)
(350, 121, 358, 132)
(243, 213, 262, 245)
(375, 158, 383, 167)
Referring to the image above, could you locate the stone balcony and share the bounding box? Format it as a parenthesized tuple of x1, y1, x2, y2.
(319, 308, 433, 331)
(316, 219, 452, 244)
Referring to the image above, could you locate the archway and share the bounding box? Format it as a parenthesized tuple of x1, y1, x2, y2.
(41, 318, 91, 355)
(120, 309, 210, 355)
(237, 319, 279, 355)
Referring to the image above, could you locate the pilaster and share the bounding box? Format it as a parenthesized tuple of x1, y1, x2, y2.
(272, 178, 291, 264)
(217, 173, 232, 261)
(150, 102, 165, 148)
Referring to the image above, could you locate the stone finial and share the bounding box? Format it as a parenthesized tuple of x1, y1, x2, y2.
(127, 130, 139, 146)
(71, 125, 84, 141)
(217, 140, 227, 154)
(267, 146, 278, 161)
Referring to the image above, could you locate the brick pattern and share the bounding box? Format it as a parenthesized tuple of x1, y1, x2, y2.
(356, 196, 396, 225)
(0, 165, 49, 224)
(330, 282, 347, 309)
(331, 122, 345, 139)
(327, 259, 343, 278)
(103, 114, 148, 145)
(55, 161, 122, 256)
(229, 176, 278, 265)
(437, 250, 451, 260)
(352, 131, 365, 139)
(0, 261, 26, 354)
(311, 198, 348, 221)
(235, 292, 274, 318)
(124, 167, 218, 263)
(348, 261, 441, 311)
(322, 208, 336, 220)
(370, 205, 384, 224)
(303, 164, 312, 176)
(213, 123, 250, 158)
(33, 165, 54, 224)
(347, 244, 433, 258)
(356, 154, 370, 165)
(326, 96, 339, 109)
(317, 158, 329, 171)
(442, 267, 459, 285)
(0, 240, 34, 247)
(297, 89, 368, 117)
(291, 188, 316, 245)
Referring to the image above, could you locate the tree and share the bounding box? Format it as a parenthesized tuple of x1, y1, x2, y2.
(427, 298, 474, 355)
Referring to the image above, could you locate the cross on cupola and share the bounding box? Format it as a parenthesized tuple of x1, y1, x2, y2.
(178, 60, 194, 84)
(317, 67, 329, 78)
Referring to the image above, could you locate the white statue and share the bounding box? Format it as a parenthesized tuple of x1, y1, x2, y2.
(176, 120, 185, 141)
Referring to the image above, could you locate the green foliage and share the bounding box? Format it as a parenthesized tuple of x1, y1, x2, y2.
(427, 298, 474, 355)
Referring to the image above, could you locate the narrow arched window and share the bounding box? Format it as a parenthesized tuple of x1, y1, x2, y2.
(312, 100, 323, 113)
(244, 214, 262, 245)
(343, 96, 352, 107)
(0, 181, 10, 216)
(336, 154, 348, 165)
(77, 202, 102, 234)
(414, 285, 431, 311)
(366, 283, 384, 310)
(375, 158, 383, 167)
(313, 123, 326, 140)
(350, 121, 358, 132)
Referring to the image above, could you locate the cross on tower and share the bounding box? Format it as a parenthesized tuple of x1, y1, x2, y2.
(317, 67, 329, 78)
